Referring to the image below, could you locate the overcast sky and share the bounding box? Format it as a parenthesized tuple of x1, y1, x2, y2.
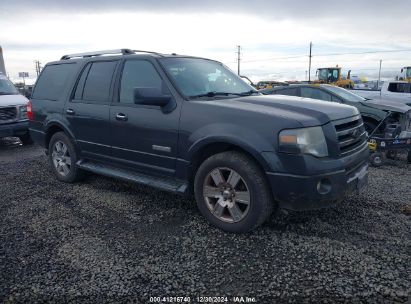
(1, 0, 411, 84)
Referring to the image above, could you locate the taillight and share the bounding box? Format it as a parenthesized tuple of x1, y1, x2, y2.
(27, 100, 34, 121)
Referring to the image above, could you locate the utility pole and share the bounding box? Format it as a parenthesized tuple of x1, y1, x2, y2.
(0, 46, 6, 75)
(34, 60, 42, 77)
(237, 45, 241, 75)
(308, 42, 312, 82)
(377, 59, 382, 94)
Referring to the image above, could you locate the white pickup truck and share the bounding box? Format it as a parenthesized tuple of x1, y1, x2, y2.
(352, 81, 411, 105)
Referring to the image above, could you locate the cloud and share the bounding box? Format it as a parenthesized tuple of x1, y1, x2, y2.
(1, 0, 409, 17)
(1, 1, 410, 82)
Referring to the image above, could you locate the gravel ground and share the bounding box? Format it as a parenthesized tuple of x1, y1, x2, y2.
(0, 139, 410, 303)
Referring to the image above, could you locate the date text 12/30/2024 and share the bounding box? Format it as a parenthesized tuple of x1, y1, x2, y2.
(149, 296, 257, 303)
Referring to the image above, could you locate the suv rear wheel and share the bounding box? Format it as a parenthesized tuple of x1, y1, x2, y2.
(194, 151, 275, 233)
(48, 132, 84, 183)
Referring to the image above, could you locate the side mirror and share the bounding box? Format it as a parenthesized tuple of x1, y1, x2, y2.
(134, 87, 171, 107)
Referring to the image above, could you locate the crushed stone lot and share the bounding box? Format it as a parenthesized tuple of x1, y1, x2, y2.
(0, 140, 410, 303)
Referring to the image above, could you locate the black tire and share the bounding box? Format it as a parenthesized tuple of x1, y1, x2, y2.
(407, 151, 411, 164)
(48, 132, 84, 183)
(194, 151, 275, 233)
(369, 152, 384, 167)
(364, 120, 378, 135)
(386, 150, 397, 160)
(19, 132, 33, 145)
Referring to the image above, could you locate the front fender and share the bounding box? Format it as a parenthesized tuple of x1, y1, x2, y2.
(185, 123, 275, 171)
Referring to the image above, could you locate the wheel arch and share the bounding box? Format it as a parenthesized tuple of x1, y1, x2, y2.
(187, 138, 272, 186)
(361, 114, 381, 132)
(44, 121, 76, 149)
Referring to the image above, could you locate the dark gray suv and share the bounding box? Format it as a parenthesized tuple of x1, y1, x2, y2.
(29, 49, 369, 232)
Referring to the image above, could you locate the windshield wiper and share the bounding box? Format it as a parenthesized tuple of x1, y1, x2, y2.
(238, 89, 259, 96)
(189, 90, 259, 99)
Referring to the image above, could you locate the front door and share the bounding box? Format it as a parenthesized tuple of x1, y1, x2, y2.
(109, 59, 180, 176)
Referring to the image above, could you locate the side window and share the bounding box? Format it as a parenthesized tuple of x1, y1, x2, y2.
(32, 63, 77, 101)
(119, 60, 163, 104)
(331, 95, 343, 102)
(275, 87, 298, 96)
(74, 63, 91, 100)
(387, 83, 397, 92)
(81, 61, 118, 103)
(386, 83, 411, 93)
(301, 87, 332, 101)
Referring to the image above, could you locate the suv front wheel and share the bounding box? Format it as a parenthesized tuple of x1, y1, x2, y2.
(48, 132, 84, 183)
(194, 151, 275, 233)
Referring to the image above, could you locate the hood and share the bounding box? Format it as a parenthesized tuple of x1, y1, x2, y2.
(217, 95, 359, 127)
(362, 98, 411, 114)
(0, 94, 29, 107)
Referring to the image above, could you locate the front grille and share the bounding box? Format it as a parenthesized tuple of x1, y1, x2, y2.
(0, 106, 17, 123)
(333, 115, 368, 157)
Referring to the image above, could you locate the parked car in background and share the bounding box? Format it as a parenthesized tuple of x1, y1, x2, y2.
(352, 81, 411, 105)
(255, 80, 288, 90)
(29, 49, 369, 232)
(0, 73, 32, 144)
(261, 84, 411, 133)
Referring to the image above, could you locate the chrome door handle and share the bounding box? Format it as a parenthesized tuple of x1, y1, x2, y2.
(116, 113, 128, 121)
(66, 108, 75, 115)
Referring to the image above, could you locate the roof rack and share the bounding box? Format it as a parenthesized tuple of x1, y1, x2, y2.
(60, 49, 163, 60)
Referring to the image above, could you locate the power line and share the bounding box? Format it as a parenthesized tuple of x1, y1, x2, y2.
(224, 48, 411, 65)
(315, 49, 411, 57)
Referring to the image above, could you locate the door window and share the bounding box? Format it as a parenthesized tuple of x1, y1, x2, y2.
(300, 87, 332, 101)
(388, 82, 411, 93)
(79, 61, 117, 103)
(274, 87, 299, 96)
(119, 60, 163, 104)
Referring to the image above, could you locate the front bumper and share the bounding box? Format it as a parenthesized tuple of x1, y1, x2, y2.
(0, 121, 29, 138)
(263, 146, 369, 211)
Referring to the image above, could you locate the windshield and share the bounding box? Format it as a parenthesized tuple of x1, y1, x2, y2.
(406, 68, 411, 78)
(159, 57, 254, 98)
(318, 69, 339, 82)
(0, 75, 19, 95)
(323, 85, 366, 102)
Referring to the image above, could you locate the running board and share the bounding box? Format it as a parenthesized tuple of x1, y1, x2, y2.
(76, 160, 188, 194)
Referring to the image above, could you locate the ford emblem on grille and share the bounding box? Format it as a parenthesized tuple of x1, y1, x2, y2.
(351, 128, 360, 138)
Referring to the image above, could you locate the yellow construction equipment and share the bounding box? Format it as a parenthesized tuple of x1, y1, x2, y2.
(315, 66, 354, 89)
(400, 67, 411, 82)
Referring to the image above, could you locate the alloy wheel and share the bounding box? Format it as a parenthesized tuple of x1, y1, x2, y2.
(203, 167, 250, 223)
(52, 140, 72, 176)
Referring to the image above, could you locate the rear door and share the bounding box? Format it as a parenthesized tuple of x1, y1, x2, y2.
(30, 63, 77, 142)
(109, 59, 180, 176)
(65, 60, 119, 161)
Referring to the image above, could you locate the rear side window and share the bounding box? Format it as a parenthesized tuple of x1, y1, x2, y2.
(274, 87, 299, 96)
(77, 61, 118, 103)
(388, 83, 411, 93)
(300, 87, 332, 101)
(82, 61, 118, 102)
(32, 63, 76, 100)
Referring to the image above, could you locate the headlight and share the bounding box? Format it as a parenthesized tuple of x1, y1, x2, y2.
(278, 126, 328, 157)
(19, 105, 28, 119)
